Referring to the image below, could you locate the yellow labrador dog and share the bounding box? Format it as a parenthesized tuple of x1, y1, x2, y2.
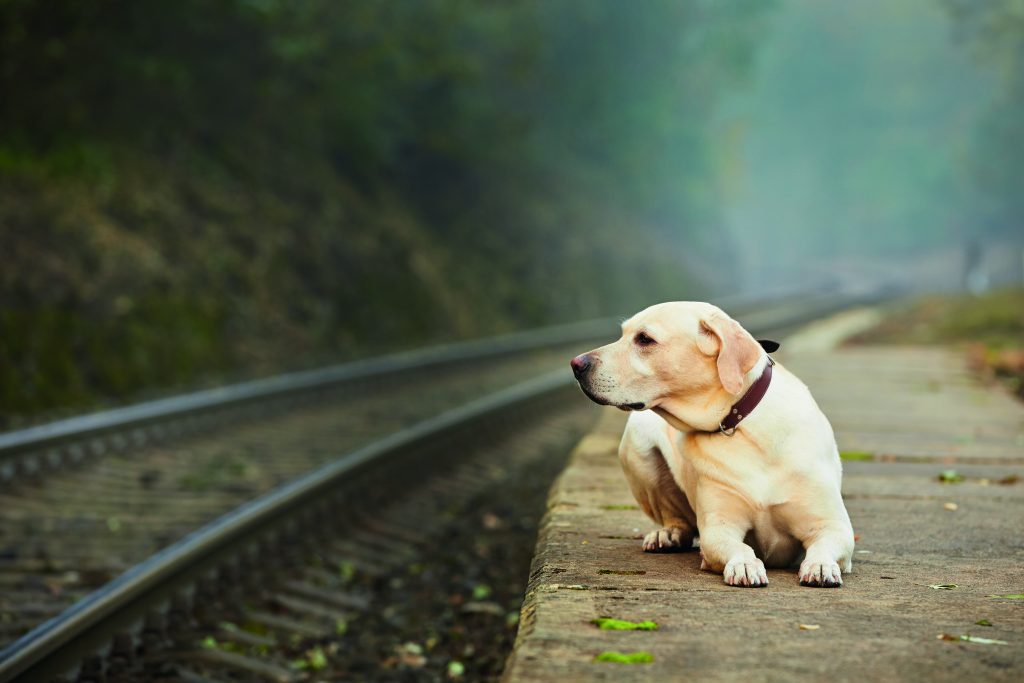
(570, 301, 854, 588)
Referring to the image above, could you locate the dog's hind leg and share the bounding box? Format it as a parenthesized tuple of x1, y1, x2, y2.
(618, 413, 697, 553)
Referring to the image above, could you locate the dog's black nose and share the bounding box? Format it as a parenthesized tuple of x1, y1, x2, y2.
(570, 354, 592, 377)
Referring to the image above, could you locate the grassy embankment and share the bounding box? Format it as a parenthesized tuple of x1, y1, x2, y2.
(847, 288, 1024, 398)
(1, 157, 703, 428)
(0, 2, 778, 427)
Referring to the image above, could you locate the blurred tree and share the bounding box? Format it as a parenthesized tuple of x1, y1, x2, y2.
(710, 0, 995, 288)
(0, 0, 772, 423)
(944, 0, 1024, 243)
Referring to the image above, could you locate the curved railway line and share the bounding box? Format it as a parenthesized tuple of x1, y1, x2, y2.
(0, 289, 883, 682)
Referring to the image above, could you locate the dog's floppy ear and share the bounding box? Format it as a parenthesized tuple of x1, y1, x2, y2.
(698, 313, 762, 395)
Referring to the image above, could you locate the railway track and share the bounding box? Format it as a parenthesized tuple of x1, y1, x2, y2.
(0, 325, 615, 656)
(0, 290, 881, 682)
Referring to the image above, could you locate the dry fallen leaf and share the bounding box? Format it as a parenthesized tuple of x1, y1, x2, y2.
(937, 633, 1008, 645)
(799, 624, 820, 631)
(462, 601, 505, 616)
(393, 642, 427, 668)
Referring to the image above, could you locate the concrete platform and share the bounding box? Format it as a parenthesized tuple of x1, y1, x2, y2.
(504, 346, 1024, 682)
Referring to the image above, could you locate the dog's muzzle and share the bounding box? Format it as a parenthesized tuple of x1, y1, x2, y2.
(570, 355, 646, 411)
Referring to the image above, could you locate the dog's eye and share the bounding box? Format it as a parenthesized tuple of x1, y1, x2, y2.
(634, 332, 656, 347)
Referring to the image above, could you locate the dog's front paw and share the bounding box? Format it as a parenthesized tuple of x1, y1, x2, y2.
(642, 527, 692, 553)
(799, 560, 843, 587)
(723, 557, 768, 587)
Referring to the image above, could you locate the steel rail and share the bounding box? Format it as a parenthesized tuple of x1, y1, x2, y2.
(0, 285, 850, 471)
(0, 316, 621, 480)
(0, 369, 577, 682)
(0, 317, 619, 456)
(0, 285, 887, 681)
(0, 290, 818, 481)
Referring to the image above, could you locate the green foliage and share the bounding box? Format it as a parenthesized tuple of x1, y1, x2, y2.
(290, 645, 328, 670)
(0, 1, 773, 423)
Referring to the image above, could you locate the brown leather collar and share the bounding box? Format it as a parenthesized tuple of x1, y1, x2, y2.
(718, 356, 774, 436)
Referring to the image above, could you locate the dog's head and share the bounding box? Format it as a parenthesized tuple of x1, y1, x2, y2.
(570, 302, 763, 420)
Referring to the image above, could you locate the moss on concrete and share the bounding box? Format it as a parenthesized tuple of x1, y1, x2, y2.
(840, 450, 874, 461)
(594, 651, 654, 664)
(592, 617, 659, 631)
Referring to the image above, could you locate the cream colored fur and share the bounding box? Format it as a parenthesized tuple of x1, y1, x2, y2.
(573, 301, 854, 588)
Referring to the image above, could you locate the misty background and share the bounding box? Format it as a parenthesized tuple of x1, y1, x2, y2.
(1, 0, 1021, 423)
